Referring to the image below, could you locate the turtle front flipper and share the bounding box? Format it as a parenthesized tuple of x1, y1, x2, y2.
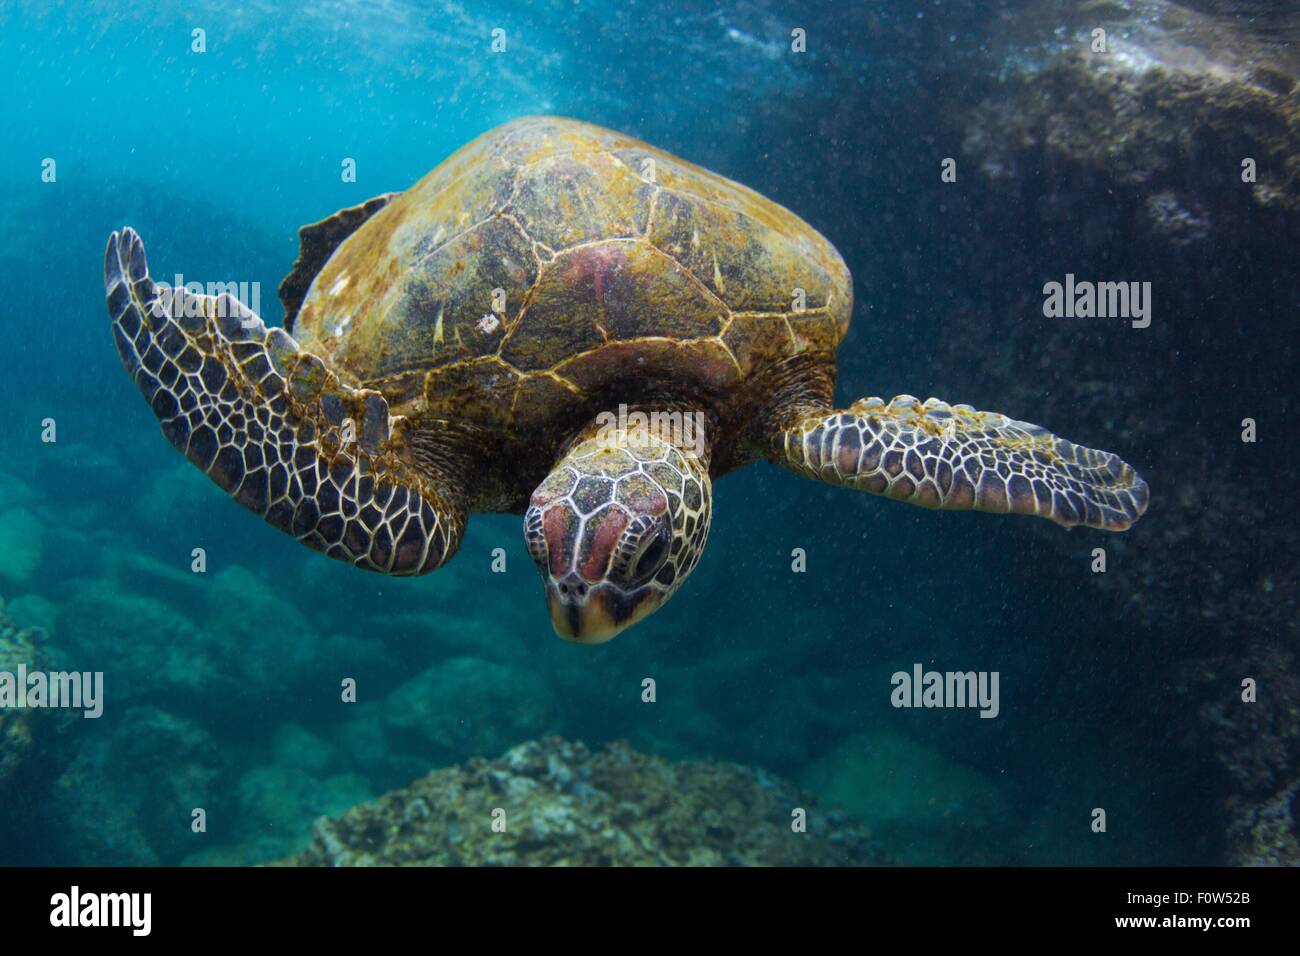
(773, 395, 1148, 531)
(104, 228, 465, 574)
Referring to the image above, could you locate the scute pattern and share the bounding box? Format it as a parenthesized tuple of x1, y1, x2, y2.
(291, 116, 852, 432)
(779, 395, 1150, 531)
(105, 229, 465, 574)
(509, 150, 654, 250)
(529, 436, 711, 600)
(645, 186, 838, 314)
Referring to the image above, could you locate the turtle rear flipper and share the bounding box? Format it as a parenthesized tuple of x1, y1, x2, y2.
(105, 228, 464, 573)
(774, 395, 1148, 531)
(278, 192, 398, 332)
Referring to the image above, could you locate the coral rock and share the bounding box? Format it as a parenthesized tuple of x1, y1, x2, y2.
(285, 737, 881, 866)
(0, 597, 43, 790)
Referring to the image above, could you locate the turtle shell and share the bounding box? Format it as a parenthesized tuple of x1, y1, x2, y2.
(290, 116, 851, 443)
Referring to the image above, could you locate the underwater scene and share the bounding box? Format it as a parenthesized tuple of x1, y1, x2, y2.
(0, 0, 1296, 869)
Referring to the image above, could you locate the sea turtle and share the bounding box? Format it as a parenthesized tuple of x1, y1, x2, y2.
(103, 116, 1149, 643)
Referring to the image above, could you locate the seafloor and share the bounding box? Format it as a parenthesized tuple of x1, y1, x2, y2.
(0, 0, 1296, 866)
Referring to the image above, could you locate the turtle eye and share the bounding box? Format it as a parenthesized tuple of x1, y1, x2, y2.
(611, 515, 670, 585)
(632, 526, 670, 579)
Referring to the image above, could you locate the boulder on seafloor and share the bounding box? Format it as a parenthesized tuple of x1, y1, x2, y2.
(801, 732, 1013, 865)
(53, 567, 388, 717)
(216, 765, 374, 863)
(271, 722, 340, 774)
(0, 471, 36, 511)
(382, 657, 559, 764)
(202, 565, 394, 709)
(0, 509, 45, 587)
(54, 582, 215, 707)
(48, 706, 231, 865)
(284, 737, 882, 866)
(0, 596, 45, 791)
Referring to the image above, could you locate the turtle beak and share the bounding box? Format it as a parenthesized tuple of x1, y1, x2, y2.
(545, 575, 622, 644)
(544, 574, 659, 644)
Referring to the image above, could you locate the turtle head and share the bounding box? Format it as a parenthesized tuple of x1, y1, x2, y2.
(524, 431, 712, 644)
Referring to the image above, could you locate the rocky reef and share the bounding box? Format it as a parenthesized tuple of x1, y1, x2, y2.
(0, 596, 44, 792)
(760, 0, 1293, 865)
(1226, 774, 1300, 867)
(963, 1, 1300, 226)
(287, 738, 882, 867)
(1178, 645, 1300, 866)
(750, 0, 1300, 865)
(952, 0, 1300, 865)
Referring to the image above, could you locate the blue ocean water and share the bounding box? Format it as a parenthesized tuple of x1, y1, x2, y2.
(2, 0, 1292, 866)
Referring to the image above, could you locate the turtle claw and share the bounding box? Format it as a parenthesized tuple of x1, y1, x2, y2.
(105, 227, 149, 288)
